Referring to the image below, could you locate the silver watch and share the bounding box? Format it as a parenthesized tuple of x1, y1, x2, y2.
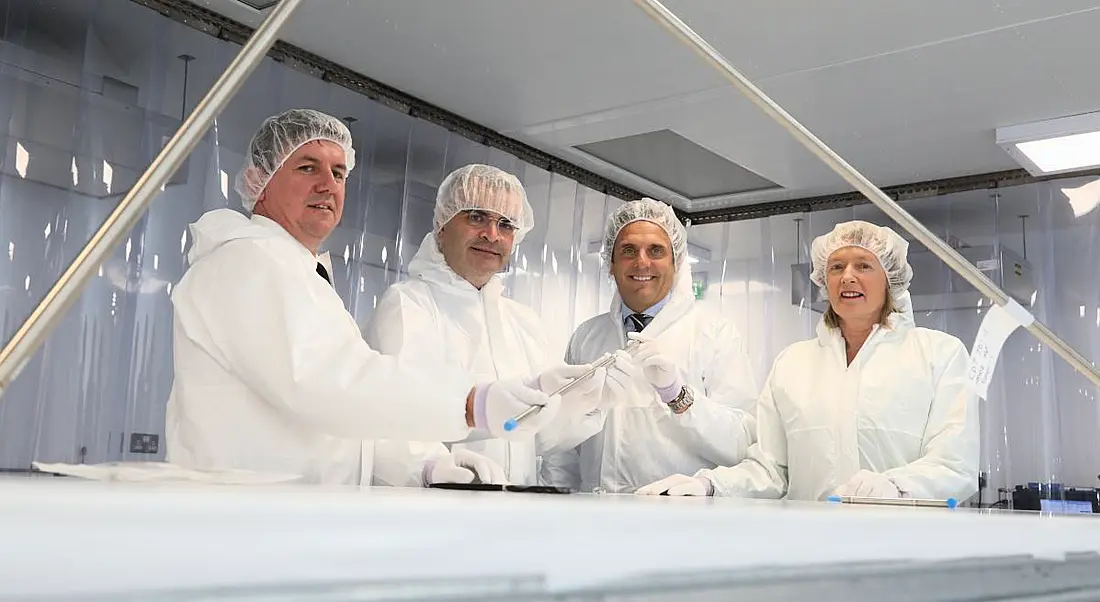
(667, 386, 694, 414)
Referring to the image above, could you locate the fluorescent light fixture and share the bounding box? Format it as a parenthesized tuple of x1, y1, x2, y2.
(997, 111, 1100, 176)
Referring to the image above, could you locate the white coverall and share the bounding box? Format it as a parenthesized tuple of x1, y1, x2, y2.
(364, 233, 550, 484)
(541, 267, 759, 493)
(166, 209, 476, 485)
(697, 293, 980, 501)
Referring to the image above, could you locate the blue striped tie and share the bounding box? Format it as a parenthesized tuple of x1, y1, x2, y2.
(627, 313, 653, 333)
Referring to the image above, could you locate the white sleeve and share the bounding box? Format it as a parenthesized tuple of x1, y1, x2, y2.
(883, 341, 980, 500)
(696, 358, 786, 498)
(664, 320, 758, 466)
(179, 242, 474, 443)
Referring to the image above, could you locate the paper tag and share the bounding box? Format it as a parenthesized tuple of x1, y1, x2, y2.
(968, 299, 1035, 399)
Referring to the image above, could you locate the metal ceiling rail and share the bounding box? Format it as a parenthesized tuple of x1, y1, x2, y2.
(0, 0, 304, 397)
(633, 0, 1100, 391)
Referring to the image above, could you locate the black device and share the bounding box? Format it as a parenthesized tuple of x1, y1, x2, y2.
(428, 482, 572, 494)
(1012, 484, 1099, 514)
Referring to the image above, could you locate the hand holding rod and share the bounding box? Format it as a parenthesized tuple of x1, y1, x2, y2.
(503, 341, 640, 432)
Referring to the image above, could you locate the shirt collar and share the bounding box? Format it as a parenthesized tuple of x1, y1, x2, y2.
(620, 288, 674, 323)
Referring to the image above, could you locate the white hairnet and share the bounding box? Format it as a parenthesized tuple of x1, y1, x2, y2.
(602, 198, 687, 269)
(235, 109, 356, 212)
(810, 220, 913, 296)
(434, 164, 534, 243)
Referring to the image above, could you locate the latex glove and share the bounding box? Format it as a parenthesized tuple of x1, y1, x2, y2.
(473, 378, 561, 439)
(604, 349, 644, 408)
(635, 473, 714, 496)
(835, 469, 900, 498)
(423, 449, 507, 486)
(627, 332, 684, 403)
(530, 363, 605, 417)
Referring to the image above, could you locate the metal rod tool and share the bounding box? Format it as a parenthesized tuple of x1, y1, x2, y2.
(0, 0, 304, 398)
(632, 0, 1100, 390)
(503, 341, 640, 432)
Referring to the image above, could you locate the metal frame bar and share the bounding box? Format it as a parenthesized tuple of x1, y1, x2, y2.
(128, 0, 653, 208)
(632, 0, 1100, 390)
(133, 0, 1099, 225)
(0, 0, 304, 397)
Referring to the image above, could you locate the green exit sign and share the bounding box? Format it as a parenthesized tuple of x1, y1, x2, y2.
(691, 272, 708, 300)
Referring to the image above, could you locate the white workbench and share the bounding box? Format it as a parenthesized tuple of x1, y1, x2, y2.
(2, 475, 1099, 601)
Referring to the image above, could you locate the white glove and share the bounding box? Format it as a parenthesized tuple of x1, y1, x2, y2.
(605, 349, 645, 408)
(635, 473, 714, 496)
(627, 332, 684, 403)
(423, 449, 507, 486)
(834, 469, 900, 498)
(473, 378, 561, 439)
(530, 363, 605, 417)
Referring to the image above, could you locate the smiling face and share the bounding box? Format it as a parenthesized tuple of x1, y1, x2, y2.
(438, 205, 519, 289)
(252, 140, 347, 254)
(610, 221, 676, 313)
(825, 246, 889, 325)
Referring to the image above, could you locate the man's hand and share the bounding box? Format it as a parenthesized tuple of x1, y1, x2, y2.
(424, 449, 507, 485)
(531, 363, 605, 417)
(635, 474, 714, 496)
(627, 333, 685, 404)
(834, 470, 900, 498)
(471, 379, 561, 438)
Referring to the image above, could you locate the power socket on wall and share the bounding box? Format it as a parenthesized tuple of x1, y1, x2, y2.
(128, 433, 159, 454)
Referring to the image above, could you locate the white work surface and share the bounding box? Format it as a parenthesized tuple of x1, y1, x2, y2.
(2, 476, 1099, 601)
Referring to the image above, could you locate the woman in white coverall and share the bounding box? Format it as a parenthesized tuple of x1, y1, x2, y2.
(166, 110, 567, 487)
(638, 220, 979, 502)
(540, 199, 759, 493)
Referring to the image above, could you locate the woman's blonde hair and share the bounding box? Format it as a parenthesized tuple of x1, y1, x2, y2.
(823, 286, 899, 330)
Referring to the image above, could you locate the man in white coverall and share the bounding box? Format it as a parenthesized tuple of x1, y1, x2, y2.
(365, 164, 625, 484)
(165, 109, 564, 487)
(540, 199, 759, 493)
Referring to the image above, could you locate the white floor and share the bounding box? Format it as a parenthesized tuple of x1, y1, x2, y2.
(2, 475, 1099, 600)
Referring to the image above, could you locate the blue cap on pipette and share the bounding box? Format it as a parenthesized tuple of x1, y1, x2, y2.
(502, 419, 518, 432)
(945, 497, 958, 509)
(826, 495, 842, 503)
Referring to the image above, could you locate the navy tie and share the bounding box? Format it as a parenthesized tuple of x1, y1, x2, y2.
(627, 313, 653, 333)
(315, 262, 331, 284)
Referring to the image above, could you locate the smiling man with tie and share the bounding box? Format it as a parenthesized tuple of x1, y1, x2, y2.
(164, 110, 563, 487)
(540, 199, 761, 493)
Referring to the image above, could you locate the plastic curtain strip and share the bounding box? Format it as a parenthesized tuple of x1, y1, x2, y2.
(631, 0, 1100, 390)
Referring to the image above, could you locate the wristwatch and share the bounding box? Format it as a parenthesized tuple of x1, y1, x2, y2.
(667, 385, 694, 414)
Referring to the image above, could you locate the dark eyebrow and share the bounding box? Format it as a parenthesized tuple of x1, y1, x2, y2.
(297, 155, 347, 172)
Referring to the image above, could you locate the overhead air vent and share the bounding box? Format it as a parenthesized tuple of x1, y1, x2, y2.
(234, 0, 280, 10)
(575, 129, 779, 199)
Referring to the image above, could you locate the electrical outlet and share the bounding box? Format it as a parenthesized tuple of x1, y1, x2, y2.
(128, 433, 160, 454)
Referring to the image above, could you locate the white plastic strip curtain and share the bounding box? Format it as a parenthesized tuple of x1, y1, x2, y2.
(0, 0, 619, 469)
